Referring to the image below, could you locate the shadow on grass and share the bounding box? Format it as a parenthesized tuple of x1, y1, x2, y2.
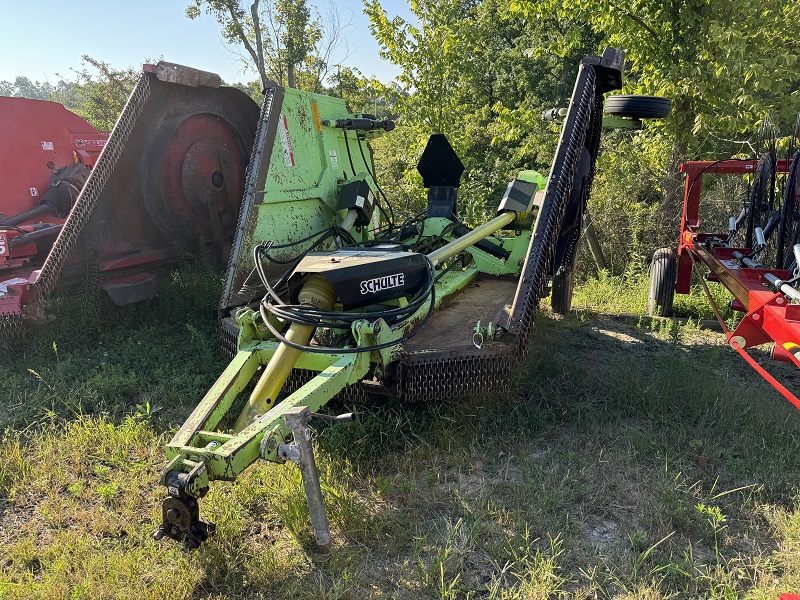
(3, 305, 800, 598)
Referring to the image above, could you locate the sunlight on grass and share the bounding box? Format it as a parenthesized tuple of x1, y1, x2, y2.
(2, 261, 800, 598)
(571, 269, 736, 322)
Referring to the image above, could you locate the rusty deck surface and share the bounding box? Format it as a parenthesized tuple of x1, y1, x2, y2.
(404, 275, 518, 352)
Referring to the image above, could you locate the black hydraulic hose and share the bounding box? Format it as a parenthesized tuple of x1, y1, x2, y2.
(342, 130, 393, 231)
(3, 204, 51, 226)
(356, 135, 395, 229)
(260, 283, 436, 354)
(8, 224, 63, 248)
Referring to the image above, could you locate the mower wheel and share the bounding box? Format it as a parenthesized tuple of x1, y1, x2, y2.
(551, 236, 580, 314)
(605, 95, 672, 119)
(648, 248, 677, 317)
(551, 268, 576, 314)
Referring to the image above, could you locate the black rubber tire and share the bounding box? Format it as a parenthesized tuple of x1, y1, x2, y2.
(648, 248, 677, 317)
(551, 269, 576, 314)
(779, 151, 800, 269)
(604, 95, 672, 119)
(551, 239, 580, 314)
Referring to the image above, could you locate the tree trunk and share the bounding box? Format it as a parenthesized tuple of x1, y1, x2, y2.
(287, 63, 296, 89)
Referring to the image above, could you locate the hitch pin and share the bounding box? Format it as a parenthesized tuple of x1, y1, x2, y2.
(310, 412, 356, 423)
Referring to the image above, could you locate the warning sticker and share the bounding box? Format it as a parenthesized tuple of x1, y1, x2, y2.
(41, 141, 54, 151)
(278, 114, 295, 167)
(30, 187, 38, 197)
(0, 233, 6, 256)
(74, 139, 106, 148)
(329, 150, 338, 170)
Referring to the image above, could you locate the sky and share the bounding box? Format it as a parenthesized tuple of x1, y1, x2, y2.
(0, 0, 413, 87)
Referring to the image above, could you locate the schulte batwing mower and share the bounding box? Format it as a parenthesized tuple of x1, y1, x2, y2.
(0, 63, 259, 337)
(153, 48, 628, 550)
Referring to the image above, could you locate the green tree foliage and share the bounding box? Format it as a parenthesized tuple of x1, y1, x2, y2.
(186, 0, 350, 91)
(63, 57, 143, 131)
(0, 76, 54, 100)
(363, 0, 599, 223)
(495, 0, 800, 273)
(513, 0, 800, 156)
(0, 58, 140, 131)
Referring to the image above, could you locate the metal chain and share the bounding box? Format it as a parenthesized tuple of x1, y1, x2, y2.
(0, 312, 24, 339)
(512, 68, 597, 363)
(35, 73, 152, 298)
(219, 85, 277, 320)
(557, 97, 605, 275)
(218, 86, 277, 355)
(400, 67, 599, 401)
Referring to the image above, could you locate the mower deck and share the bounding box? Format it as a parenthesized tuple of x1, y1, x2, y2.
(403, 273, 517, 352)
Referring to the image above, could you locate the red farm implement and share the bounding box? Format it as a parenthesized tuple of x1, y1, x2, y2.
(650, 136, 800, 407)
(0, 62, 259, 338)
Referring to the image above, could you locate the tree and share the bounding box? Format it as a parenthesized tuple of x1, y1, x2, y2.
(364, 0, 599, 222)
(186, 0, 351, 91)
(62, 57, 142, 131)
(512, 0, 800, 157)
(0, 76, 54, 100)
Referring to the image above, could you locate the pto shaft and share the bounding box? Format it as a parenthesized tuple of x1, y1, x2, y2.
(427, 211, 517, 266)
(233, 274, 337, 432)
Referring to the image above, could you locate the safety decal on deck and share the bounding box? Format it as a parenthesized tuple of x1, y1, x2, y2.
(329, 150, 338, 170)
(29, 187, 38, 197)
(279, 114, 295, 167)
(0, 233, 6, 256)
(74, 139, 106, 148)
(41, 141, 54, 151)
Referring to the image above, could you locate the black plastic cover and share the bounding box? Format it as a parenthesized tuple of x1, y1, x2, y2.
(497, 178, 537, 215)
(289, 247, 429, 310)
(337, 179, 375, 226)
(417, 134, 464, 188)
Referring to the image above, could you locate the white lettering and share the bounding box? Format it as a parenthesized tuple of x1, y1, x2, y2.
(360, 272, 405, 295)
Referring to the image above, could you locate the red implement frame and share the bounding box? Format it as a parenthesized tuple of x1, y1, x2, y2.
(0, 65, 260, 335)
(676, 159, 800, 404)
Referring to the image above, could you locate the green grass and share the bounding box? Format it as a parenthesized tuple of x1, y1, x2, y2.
(571, 269, 736, 323)
(2, 268, 800, 598)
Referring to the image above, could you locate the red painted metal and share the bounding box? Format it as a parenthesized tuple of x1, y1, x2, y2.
(0, 96, 107, 226)
(0, 77, 259, 334)
(677, 159, 791, 294)
(676, 158, 800, 403)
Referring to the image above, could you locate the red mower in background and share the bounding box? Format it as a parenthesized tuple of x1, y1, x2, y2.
(650, 119, 800, 407)
(0, 62, 259, 338)
(0, 97, 108, 330)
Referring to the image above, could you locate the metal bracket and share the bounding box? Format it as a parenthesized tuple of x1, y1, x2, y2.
(280, 406, 332, 550)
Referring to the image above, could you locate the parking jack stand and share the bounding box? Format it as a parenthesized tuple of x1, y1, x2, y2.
(279, 406, 332, 550)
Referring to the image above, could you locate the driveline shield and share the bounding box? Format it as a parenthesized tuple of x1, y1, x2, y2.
(289, 248, 428, 310)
